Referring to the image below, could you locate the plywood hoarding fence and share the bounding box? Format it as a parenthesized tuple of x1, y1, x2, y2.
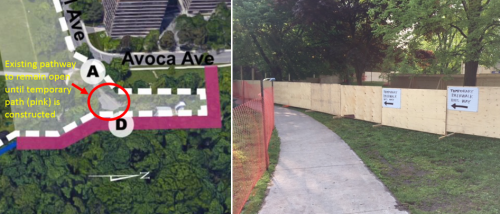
(273, 82, 290, 105)
(287, 82, 312, 109)
(340, 85, 382, 123)
(446, 87, 500, 138)
(272, 82, 500, 139)
(310, 84, 341, 115)
(382, 89, 447, 135)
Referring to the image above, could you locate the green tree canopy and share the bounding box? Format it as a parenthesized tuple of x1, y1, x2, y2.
(160, 31, 176, 51)
(71, 0, 103, 24)
(75, 43, 93, 59)
(371, 0, 500, 85)
(143, 30, 160, 52)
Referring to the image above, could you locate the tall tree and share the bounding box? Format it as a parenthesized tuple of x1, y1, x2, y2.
(160, 31, 176, 51)
(287, 0, 387, 85)
(75, 43, 93, 59)
(71, 0, 103, 24)
(143, 30, 160, 52)
(371, 0, 500, 86)
(234, 0, 323, 81)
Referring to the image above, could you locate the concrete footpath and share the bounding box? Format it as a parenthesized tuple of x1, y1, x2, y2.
(259, 107, 407, 214)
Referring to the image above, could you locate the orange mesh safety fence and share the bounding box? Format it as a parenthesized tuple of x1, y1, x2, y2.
(233, 80, 275, 214)
(263, 87, 274, 149)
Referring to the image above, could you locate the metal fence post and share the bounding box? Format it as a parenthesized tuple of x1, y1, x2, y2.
(261, 79, 269, 170)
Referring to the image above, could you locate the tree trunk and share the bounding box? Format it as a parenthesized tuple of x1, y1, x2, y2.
(463, 61, 478, 86)
(345, 75, 351, 85)
(249, 32, 283, 80)
(270, 66, 283, 81)
(355, 71, 363, 85)
(354, 65, 365, 85)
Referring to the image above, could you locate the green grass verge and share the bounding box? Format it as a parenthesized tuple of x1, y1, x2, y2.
(124, 69, 205, 86)
(0, 0, 37, 63)
(349, 81, 386, 86)
(292, 107, 500, 214)
(363, 81, 386, 86)
(88, 31, 107, 52)
(241, 128, 281, 214)
(131, 63, 231, 69)
(0, 51, 3, 71)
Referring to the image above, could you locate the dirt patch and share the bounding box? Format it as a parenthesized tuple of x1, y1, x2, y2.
(420, 195, 474, 213)
(373, 154, 428, 182)
(395, 203, 410, 211)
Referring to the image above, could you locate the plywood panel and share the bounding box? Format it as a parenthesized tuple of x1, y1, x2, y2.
(287, 82, 312, 109)
(273, 82, 289, 105)
(311, 84, 328, 113)
(309, 84, 341, 115)
(382, 89, 446, 135)
(331, 84, 341, 115)
(341, 86, 382, 123)
(447, 87, 500, 138)
(233, 80, 243, 98)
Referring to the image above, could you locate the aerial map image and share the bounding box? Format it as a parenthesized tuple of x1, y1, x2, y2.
(0, 0, 231, 213)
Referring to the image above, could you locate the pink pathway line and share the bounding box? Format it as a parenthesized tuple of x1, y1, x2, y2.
(17, 66, 222, 150)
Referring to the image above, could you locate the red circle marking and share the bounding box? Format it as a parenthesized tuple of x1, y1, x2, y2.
(87, 83, 131, 121)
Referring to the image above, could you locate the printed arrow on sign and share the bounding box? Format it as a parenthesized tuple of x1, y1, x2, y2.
(451, 103, 468, 109)
(384, 101, 393, 105)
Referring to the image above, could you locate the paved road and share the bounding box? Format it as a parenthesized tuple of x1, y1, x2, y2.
(260, 107, 407, 214)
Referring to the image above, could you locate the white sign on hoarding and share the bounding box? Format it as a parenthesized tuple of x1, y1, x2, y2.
(447, 87, 479, 112)
(382, 88, 401, 109)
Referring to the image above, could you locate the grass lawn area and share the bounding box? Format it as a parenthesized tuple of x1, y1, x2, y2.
(350, 81, 387, 86)
(126, 71, 158, 85)
(362, 81, 386, 86)
(88, 31, 108, 52)
(0, 51, 3, 71)
(131, 63, 231, 69)
(241, 128, 281, 214)
(0, 120, 15, 133)
(0, 0, 37, 63)
(292, 107, 500, 214)
(125, 68, 206, 86)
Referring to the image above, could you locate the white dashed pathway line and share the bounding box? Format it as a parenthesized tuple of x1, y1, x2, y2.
(198, 105, 208, 116)
(138, 88, 152, 95)
(178, 110, 192, 117)
(45, 131, 61, 137)
(197, 88, 206, 100)
(157, 109, 173, 117)
(157, 88, 172, 95)
(64, 36, 75, 52)
(118, 88, 133, 95)
(73, 52, 88, 63)
(104, 75, 115, 89)
(63, 122, 77, 133)
(58, 17, 68, 31)
(52, 0, 63, 12)
(116, 111, 133, 118)
(25, 131, 40, 137)
(177, 88, 191, 95)
(138, 111, 153, 117)
(7, 131, 20, 141)
(99, 111, 114, 118)
(80, 113, 94, 123)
